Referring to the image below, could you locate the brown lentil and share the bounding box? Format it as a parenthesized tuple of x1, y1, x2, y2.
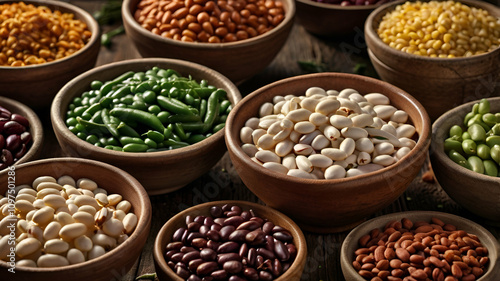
(353, 217, 490, 281)
(377, 0, 500, 58)
(134, 0, 285, 43)
(0, 1, 92, 66)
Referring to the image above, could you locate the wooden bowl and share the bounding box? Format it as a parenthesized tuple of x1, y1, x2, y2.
(121, 0, 295, 84)
(153, 200, 307, 281)
(51, 58, 242, 195)
(0, 157, 152, 281)
(430, 97, 500, 224)
(225, 72, 431, 233)
(295, 0, 383, 37)
(0, 0, 100, 109)
(364, 0, 500, 121)
(0, 96, 43, 169)
(340, 211, 500, 281)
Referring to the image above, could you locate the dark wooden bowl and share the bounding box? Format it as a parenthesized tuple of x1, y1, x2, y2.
(225, 72, 431, 233)
(430, 97, 500, 224)
(0, 0, 100, 109)
(121, 0, 295, 84)
(341, 211, 500, 281)
(0, 96, 43, 169)
(0, 157, 151, 281)
(51, 58, 242, 195)
(364, 0, 500, 121)
(153, 200, 307, 281)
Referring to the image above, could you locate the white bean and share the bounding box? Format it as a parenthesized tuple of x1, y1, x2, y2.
(32, 206, 55, 227)
(286, 108, 312, 122)
(37, 254, 69, 267)
(374, 142, 395, 155)
(374, 105, 397, 120)
(289, 130, 300, 143)
(338, 98, 362, 114)
(381, 124, 397, 137)
(88, 245, 106, 260)
(298, 130, 321, 145)
(259, 118, 278, 129)
(399, 137, 416, 149)
(345, 168, 364, 177)
(245, 117, 260, 129)
(395, 147, 412, 160)
(36, 182, 63, 192)
(18, 187, 37, 197)
(114, 210, 126, 221)
(32, 176, 57, 190)
(348, 93, 367, 103)
(15, 199, 35, 215)
(308, 154, 333, 168)
(44, 239, 69, 254)
(282, 154, 297, 170)
(330, 115, 353, 129)
(59, 223, 87, 241)
(240, 127, 254, 144)
(396, 124, 416, 138)
(309, 112, 328, 126)
(311, 135, 330, 151)
(262, 162, 289, 174)
(73, 211, 95, 229)
(255, 150, 281, 163)
(43, 194, 67, 209)
(275, 140, 294, 157)
(391, 110, 409, 123)
(259, 102, 274, 117)
(315, 99, 340, 115)
(16, 259, 37, 267)
(43, 221, 62, 241)
(321, 148, 348, 161)
(372, 155, 396, 166)
(95, 193, 109, 207)
(116, 200, 131, 213)
(16, 237, 41, 258)
(0, 235, 10, 259)
(56, 212, 75, 226)
(123, 213, 138, 234)
(57, 175, 76, 187)
(339, 138, 356, 156)
(273, 100, 286, 114)
(293, 143, 313, 156)
(16, 193, 36, 203)
(324, 165, 346, 179)
(322, 125, 341, 141)
(365, 128, 401, 147)
(357, 152, 372, 165)
(364, 93, 390, 105)
(305, 86, 326, 97)
(355, 138, 374, 153)
(273, 95, 285, 104)
(252, 128, 266, 145)
(256, 134, 276, 150)
(78, 205, 97, 216)
(242, 144, 259, 157)
(286, 169, 314, 179)
(296, 155, 313, 172)
(272, 127, 292, 142)
(300, 98, 320, 112)
(67, 248, 85, 264)
(350, 113, 374, 128)
(341, 127, 368, 140)
(338, 88, 358, 98)
(326, 90, 339, 96)
(74, 235, 93, 252)
(107, 194, 123, 206)
(267, 121, 282, 135)
(92, 233, 117, 249)
(294, 121, 316, 134)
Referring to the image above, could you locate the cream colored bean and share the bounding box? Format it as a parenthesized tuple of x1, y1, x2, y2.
(275, 140, 294, 157)
(57, 175, 76, 187)
(93, 187, 107, 196)
(37, 188, 62, 199)
(0, 235, 10, 259)
(361, 104, 377, 117)
(338, 88, 358, 98)
(33, 199, 46, 209)
(289, 130, 300, 143)
(259, 118, 278, 130)
(308, 154, 333, 168)
(94, 207, 109, 226)
(371, 117, 385, 129)
(341, 127, 368, 140)
(78, 205, 97, 216)
(355, 138, 374, 153)
(245, 117, 260, 129)
(396, 124, 416, 138)
(18, 219, 29, 233)
(43, 221, 62, 241)
(315, 99, 340, 115)
(267, 121, 283, 135)
(94, 193, 109, 207)
(398, 137, 416, 148)
(36, 182, 63, 192)
(374, 105, 397, 120)
(350, 113, 374, 128)
(25, 210, 36, 222)
(77, 178, 98, 191)
(67, 248, 85, 264)
(37, 254, 69, 267)
(340, 138, 356, 156)
(272, 127, 292, 142)
(74, 195, 99, 209)
(16, 259, 37, 267)
(296, 155, 313, 172)
(273, 100, 286, 114)
(330, 115, 353, 129)
(357, 151, 372, 165)
(321, 148, 348, 161)
(324, 165, 346, 179)
(365, 128, 401, 147)
(300, 98, 320, 112)
(240, 127, 253, 144)
(88, 245, 106, 260)
(73, 211, 95, 229)
(44, 239, 69, 254)
(123, 213, 138, 234)
(114, 210, 126, 221)
(299, 130, 321, 145)
(311, 134, 330, 151)
(323, 125, 341, 141)
(56, 206, 71, 214)
(287, 169, 314, 179)
(242, 143, 258, 157)
(255, 150, 280, 163)
(74, 235, 93, 252)
(305, 86, 326, 97)
(339, 98, 362, 114)
(396, 147, 412, 160)
(325, 89, 339, 96)
(262, 162, 289, 174)
(364, 93, 390, 105)
(309, 112, 328, 126)
(372, 155, 396, 166)
(273, 96, 285, 104)
(374, 142, 395, 155)
(286, 108, 312, 122)
(257, 134, 276, 150)
(282, 154, 297, 170)
(67, 203, 79, 215)
(32, 176, 57, 190)
(92, 233, 117, 249)
(348, 93, 367, 103)
(381, 124, 397, 137)
(259, 102, 274, 117)
(18, 187, 37, 197)
(16, 193, 36, 203)
(32, 206, 55, 227)
(102, 218, 124, 238)
(293, 143, 313, 156)
(15, 199, 35, 214)
(116, 200, 131, 213)
(63, 186, 81, 197)
(391, 110, 409, 123)
(16, 237, 41, 258)
(43, 194, 67, 209)
(59, 223, 87, 241)
(56, 212, 75, 226)
(78, 189, 95, 198)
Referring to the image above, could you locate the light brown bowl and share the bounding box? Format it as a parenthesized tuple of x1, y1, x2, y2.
(0, 96, 43, 170)
(51, 58, 241, 195)
(340, 211, 500, 281)
(121, 0, 295, 84)
(225, 72, 431, 233)
(153, 200, 307, 281)
(364, 0, 500, 121)
(0, 157, 151, 281)
(430, 97, 500, 224)
(0, 0, 100, 109)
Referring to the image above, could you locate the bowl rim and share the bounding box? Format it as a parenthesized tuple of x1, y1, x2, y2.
(0, 0, 100, 70)
(0, 96, 43, 166)
(364, 0, 500, 63)
(430, 97, 500, 183)
(121, 0, 296, 49)
(225, 72, 431, 185)
(295, 0, 386, 10)
(0, 157, 152, 273)
(153, 200, 307, 281)
(340, 210, 500, 281)
(50, 57, 242, 160)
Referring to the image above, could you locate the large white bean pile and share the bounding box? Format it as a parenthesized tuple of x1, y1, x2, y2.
(239, 87, 418, 179)
(0, 175, 138, 267)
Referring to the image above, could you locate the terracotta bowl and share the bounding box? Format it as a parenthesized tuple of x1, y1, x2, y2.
(225, 72, 431, 233)
(51, 58, 242, 195)
(121, 0, 295, 84)
(0, 0, 100, 109)
(430, 97, 500, 224)
(340, 211, 500, 281)
(295, 0, 386, 37)
(153, 200, 307, 281)
(0, 96, 43, 170)
(364, 0, 500, 121)
(0, 157, 151, 281)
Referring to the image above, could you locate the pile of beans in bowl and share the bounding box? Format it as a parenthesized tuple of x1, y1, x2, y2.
(239, 87, 418, 179)
(0, 105, 32, 169)
(133, 0, 285, 42)
(0, 1, 92, 66)
(377, 0, 500, 58)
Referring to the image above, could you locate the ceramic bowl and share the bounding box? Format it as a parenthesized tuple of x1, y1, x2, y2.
(340, 211, 500, 281)
(225, 72, 431, 233)
(0, 157, 151, 281)
(153, 200, 307, 281)
(121, 0, 295, 83)
(0, 0, 100, 109)
(430, 97, 500, 224)
(364, 0, 500, 121)
(51, 58, 241, 195)
(0, 96, 43, 170)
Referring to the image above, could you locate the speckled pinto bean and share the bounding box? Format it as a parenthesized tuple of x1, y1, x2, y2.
(134, 0, 285, 42)
(164, 204, 297, 280)
(352, 217, 490, 281)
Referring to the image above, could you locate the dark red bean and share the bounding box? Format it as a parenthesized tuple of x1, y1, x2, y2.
(271, 226, 287, 233)
(282, 262, 291, 272)
(5, 134, 20, 152)
(259, 270, 273, 281)
(249, 216, 264, 225)
(271, 258, 282, 277)
(223, 260, 243, 274)
(211, 224, 222, 232)
(171, 252, 185, 263)
(245, 230, 265, 245)
(194, 215, 206, 224)
(1, 149, 14, 166)
(14, 143, 26, 160)
(202, 277, 214, 281)
(240, 211, 251, 221)
(222, 204, 232, 212)
(188, 274, 202, 281)
(181, 246, 197, 253)
(0, 135, 4, 149)
(207, 230, 221, 241)
(264, 235, 274, 253)
(186, 215, 194, 225)
(189, 258, 205, 272)
(0, 106, 11, 119)
(188, 232, 205, 243)
(10, 114, 29, 127)
(204, 217, 215, 227)
(243, 267, 259, 280)
(217, 253, 240, 264)
(256, 248, 275, 259)
(273, 231, 293, 243)
(200, 248, 217, 261)
(176, 266, 190, 279)
(224, 216, 245, 227)
(210, 269, 227, 280)
(182, 250, 201, 264)
(229, 229, 250, 242)
(217, 241, 239, 253)
(173, 228, 186, 242)
(239, 243, 249, 257)
(256, 255, 264, 268)
(167, 242, 184, 251)
(192, 238, 208, 248)
(3, 121, 25, 135)
(237, 220, 261, 231)
(210, 206, 223, 217)
(188, 221, 202, 232)
(287, 244, 297, 259)
(207, 240, 221, 251)
(197, 261, 218, 276)
(199, 225, 210, 236)
(220, 225, 236, 240)
(166, 250, 179, 260)
(274, 239, 290, 261)
(228, 276, 246, 281)
(262, 221, 274, 235)
(247, 248, 256, 267)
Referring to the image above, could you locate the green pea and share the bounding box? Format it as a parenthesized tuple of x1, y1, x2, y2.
(467, 156, 485, 174)
(477, 144, 491, 160)
(490, 124, 500, 136)
(86, 134, 100, 145)
(482, 113, 496, 127)
(462, 131, 471, 140)
(66, 117, 78, 127)
(464, 111, 475, 126)
(68, 126, 79, 134)
(142, 90, 157, 104)
(478, 99, 490, 115)
(444, 138, 464, 154)
(462, 139, 477, 155)
(490, 145, 500, 164)
(449, 125, 463, 138)
(76, 132, 87, 140)
(495, 113, 500, 123)
(472, 103, 479, 115)
(146, 130, 164, 143)
(148, 105, 161, 114)
(72, 97, 83, 107)
(468, 123, 486, 142)
(448, 150, 472, 170)
(213, 123, 225, 133)
(483, 160, 498, 177)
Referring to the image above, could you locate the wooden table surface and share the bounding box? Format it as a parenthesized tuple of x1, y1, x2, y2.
(33, 1, 500, 280)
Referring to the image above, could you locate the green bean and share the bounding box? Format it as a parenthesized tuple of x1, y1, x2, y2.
(76, 117, 107, 134)
(90, 80, 103, 90)
(461, 139, 477, 155)
(163, 124, 173, 139)
(482, 113, 496, 127)
(477, 144, 491, 160)
(104, 145, 123, 151)
(490, 145, 500, 164)
(110, 85, 132, 99)
(213, 123, 225, 133)
(483, 160, 498, 177)
(110, 107, 165, 132)
(85, 134, 100, 145)
(203, 89, 223, 132)
(467, 156, 484, 174)
(448, 150, 472, 170)
(463, 111, 475, 126)
(157, 96, 197, 116)
(163, 139, 189, 148)
(181, 122, 205, 132)
(186, 134, 207, 144)
(157, 111, 171, 123)
(123, 143, 149, 152)
(486, 135, 500, 147)
(66, 117, 78, 127)
(101, 109, 120, 139)
(116, 122, 140, 138)
(148, 105, 161, 115)
(478, 98, 490, 115)
(119, 136, 145, 146)
(462, 131, 471, 140)
(144, 138, 157, 148)
(145, 130, 164, 143)
(220, 100, 231, 114)
(468, 123, 486, 142)
(166, 114, 201, 124)
(449, 125, 463, 138)
(173, 123, 188, 140)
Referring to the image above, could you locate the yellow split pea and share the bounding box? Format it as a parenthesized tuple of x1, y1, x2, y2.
(377, 0, 500, 58)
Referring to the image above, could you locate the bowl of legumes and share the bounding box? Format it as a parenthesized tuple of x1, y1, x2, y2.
(51, 58, 241, 195)
(0, 96, 43, 171)
(430, 97, 500, 224)
(0, 0, 100, 109)
(295, 0, 393, 37)
(153, 200, 307, 281)
(225, 72, 431, 233)
(340, 211, 500, 281)
(364, 0, 500, 121)
(121, 0, 295, 83)
(0, 157, 151, 281)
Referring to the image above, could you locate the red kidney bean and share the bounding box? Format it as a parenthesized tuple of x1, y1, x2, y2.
(0, 107, 11, 119)
(189, 258, 205, 272)
(200, 248, 217, 261)
(262, 221, 274, 235)
(243, 267, 259, 280)
(237, 220, 261, 231)
(259, 270, 273, 281)
(264, 235, 274, 252)
(3, 120, 25, 135)
(218, 241, 239, 253)
(273, 239, 289, 261)
(177, 266, 190, 279)
(10, 113, 29, 127)
(6, 134, 20, 151)
(223, 260, 243, 274)
(245, 229, 265, 245)
(220, 225, 236, 240)
(197, 261, 218, 276)
(194, 216, 206, 224)
(173, 228, 186, 242)
(210, 206, 223, 217)
(217, 252, 240, 264)
(188, 274, 202, 281)
(229, 229, 250, 242)
(1, 149, 13, 166)
(183, 251, 202, 264)
(210, 269, 227, 279)
(273, 231, 293, 243)
(256, 248, 275, 260)
(224, 216, 245, 227)
(247, 247, 257, 267)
